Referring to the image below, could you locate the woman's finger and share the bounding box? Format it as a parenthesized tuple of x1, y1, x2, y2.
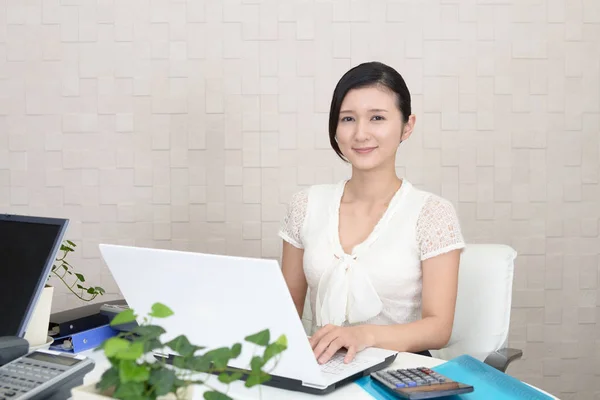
(313, 329, 340, 361)
(344, 345, 357, 364)
(309, 324, 335, 349)
(318, 338, 345, 365)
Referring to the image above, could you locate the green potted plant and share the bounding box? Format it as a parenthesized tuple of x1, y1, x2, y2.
(25, 240, 106, 349)
(50, 240, 106, 302)
(71, 302, 287, 400)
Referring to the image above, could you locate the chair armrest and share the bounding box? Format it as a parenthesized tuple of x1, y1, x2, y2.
(483, 348, 523, 372)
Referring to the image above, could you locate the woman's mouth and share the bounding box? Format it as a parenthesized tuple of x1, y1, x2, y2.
(353, 147, 377, 154)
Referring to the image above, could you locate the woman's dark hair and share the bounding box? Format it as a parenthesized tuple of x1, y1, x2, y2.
(328, 61, 412, 161)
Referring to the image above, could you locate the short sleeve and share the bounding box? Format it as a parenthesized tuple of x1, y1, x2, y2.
(416, 195, 465, 261)
(278, 188, 309, 249)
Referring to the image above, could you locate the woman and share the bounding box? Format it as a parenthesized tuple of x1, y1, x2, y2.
(278, 61, 465, 366)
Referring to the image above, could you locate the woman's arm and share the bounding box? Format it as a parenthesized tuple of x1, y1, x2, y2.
(310, 249, 460, 364)
(281, 241, 308, 319)
(278, 188, 309, 319)
(364, 249, 460, 352)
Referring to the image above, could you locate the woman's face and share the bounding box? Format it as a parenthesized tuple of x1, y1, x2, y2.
(335, 85, 414, 171)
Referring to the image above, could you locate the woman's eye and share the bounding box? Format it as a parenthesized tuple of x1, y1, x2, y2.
(340, 116, 354, 122)
(372, 115, 385, 121)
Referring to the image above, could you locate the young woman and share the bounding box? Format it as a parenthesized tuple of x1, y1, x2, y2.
(278, 61, 465, 365)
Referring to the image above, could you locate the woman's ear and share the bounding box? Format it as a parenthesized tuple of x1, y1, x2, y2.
(401, 114, 417, 142)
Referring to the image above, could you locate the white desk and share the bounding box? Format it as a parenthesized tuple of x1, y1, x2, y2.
(79, 350, 557, 400)
(79, 350, 443, 399)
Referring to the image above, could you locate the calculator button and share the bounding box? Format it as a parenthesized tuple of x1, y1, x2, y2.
(4, 392, 15, 397)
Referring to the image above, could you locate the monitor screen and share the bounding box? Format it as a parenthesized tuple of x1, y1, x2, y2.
(0, 215, 68, 337)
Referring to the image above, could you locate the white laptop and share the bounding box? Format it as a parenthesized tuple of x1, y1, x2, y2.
(98, 244, 397, 395)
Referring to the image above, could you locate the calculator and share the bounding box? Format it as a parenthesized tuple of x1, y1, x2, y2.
(370, 366, 474, 399)
(0, 349, 95, 400)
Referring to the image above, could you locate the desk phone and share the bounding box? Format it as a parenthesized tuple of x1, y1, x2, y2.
(0, 349, 95, 400)
(370, 366, 474, 399)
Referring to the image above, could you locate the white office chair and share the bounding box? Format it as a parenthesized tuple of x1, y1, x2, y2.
(430, 243, 523, 372)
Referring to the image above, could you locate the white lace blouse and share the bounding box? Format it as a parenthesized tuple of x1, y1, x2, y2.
(278, 179, 465, 334)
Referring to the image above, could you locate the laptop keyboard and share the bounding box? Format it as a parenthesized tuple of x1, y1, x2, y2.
(320, 353, 371, 375)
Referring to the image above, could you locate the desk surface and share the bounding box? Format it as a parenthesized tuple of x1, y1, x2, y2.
(80, 350, 443, 399)
(79, 350, 556, 400)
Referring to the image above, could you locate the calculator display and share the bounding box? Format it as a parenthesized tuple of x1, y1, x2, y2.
(25, 352, 82, 366)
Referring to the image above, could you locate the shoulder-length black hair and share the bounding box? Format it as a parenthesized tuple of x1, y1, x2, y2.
(328, 61, 412, 161)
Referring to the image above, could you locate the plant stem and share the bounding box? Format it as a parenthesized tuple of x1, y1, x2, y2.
(51, 269, 97, 302)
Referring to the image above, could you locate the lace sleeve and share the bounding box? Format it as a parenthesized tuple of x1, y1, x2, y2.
(278, 188, 309, 249)
(416, 195, 465, 261)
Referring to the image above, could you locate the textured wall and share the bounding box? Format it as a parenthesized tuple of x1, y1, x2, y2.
(1, 0, 599, 398)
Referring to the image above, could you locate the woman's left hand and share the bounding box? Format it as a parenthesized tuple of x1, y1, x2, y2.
(309, 324, 375, 364)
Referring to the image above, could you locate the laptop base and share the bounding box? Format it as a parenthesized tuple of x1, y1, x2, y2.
(155, 352, 397, 395)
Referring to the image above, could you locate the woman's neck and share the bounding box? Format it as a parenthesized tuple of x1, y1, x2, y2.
(344, 167, 402, 204)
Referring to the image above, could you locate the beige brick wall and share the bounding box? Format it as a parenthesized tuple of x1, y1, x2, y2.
(0, 0, 599, 397)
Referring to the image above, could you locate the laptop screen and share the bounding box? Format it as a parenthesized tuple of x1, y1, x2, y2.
(0, 215, 68, 337)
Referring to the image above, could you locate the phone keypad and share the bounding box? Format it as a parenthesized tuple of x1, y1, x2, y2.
(0, 359, 67, 398)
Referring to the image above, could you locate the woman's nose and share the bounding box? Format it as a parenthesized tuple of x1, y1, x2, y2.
(353, 120, 371, 141)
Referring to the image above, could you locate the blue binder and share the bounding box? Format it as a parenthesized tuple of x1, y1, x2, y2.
(49, 323, 119, 353)
(356, 354, 554, 399)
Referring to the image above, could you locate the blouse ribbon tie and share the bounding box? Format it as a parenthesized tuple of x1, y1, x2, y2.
(315, 252, 383, 327)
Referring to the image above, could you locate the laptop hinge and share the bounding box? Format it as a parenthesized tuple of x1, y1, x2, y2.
(301, 381, 328, 389)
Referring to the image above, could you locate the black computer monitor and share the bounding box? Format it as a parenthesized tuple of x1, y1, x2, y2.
(0, 214, 69, 338)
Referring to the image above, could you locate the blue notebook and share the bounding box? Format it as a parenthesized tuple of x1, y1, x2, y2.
(356, 354, 554, 399)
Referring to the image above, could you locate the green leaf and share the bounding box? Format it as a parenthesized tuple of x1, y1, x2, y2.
(204, 391, 233, 400)
(96, 367, 119, 392)
(172, 355, 187, 369)
(263, 335, 288, 363)
(95, 286, 106, 295)
(166, 335, 197, 357)
(113, 381, 145, 398)
(62, 265, 68, 271)
(245, 371, 271, 388)
(132, 325, 166, 340)
(87, 288, 96, 294)
(186, 355, 212, 372)
(110, 309, 136, 326)
(60, 244, 74, 252)
(218, 371, 243, 384)
(104, 339, 143, 361)
(75, 273, 85, 282)
(250, 356, 264, 372)
(76, 284, 84, 290)
(204, 347, 234, 370)
(245, 329, 270, 346)
(143, 338, 163, 353)
(149, 303, 174, 318)
(275, 334, 287, 348)
(148, 368, 177, 396)
(263, 343, 285, 364)
(66, 240, 76, 247)
(231, 343, 242, 358)
(119, 360, 150, 383)
(117, 342, 144, 361)
(103, 338, 131, 358)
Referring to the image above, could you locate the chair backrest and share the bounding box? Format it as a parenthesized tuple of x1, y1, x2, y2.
(431, 244, 517, 361)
